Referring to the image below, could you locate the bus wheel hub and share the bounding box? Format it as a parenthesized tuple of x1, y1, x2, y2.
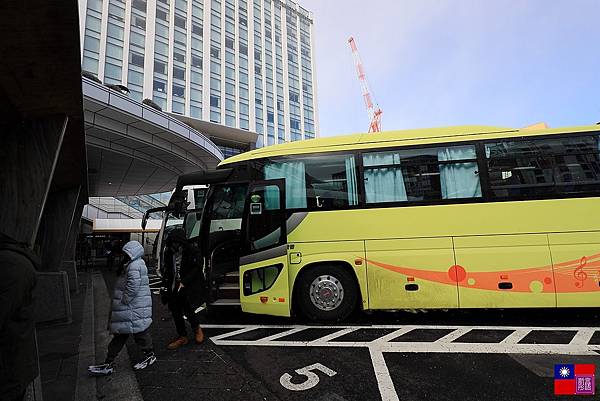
(310, 275, 344, 311)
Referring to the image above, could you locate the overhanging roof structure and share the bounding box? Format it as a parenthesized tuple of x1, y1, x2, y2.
(83, 77, 224, 196)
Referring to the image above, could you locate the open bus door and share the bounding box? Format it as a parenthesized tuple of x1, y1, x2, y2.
(239, 179, 291, 317)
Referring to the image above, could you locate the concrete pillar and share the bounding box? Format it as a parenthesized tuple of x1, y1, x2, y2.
(36, 185, 81, 272)
(0, 115, 68, 244)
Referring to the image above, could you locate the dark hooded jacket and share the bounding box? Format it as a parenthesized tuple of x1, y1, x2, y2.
(0, 233, 38, 399)
(161, 229, 206, 310)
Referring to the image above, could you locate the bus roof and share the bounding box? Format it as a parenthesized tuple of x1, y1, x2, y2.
(218, 124, 600, 166)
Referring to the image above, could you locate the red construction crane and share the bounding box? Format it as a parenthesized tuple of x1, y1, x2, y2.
(348, 36, 383, 133)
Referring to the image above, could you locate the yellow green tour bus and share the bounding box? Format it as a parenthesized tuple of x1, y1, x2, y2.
(154, 124, 600, 321)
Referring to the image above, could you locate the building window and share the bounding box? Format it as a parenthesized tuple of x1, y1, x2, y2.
(130, 31, 145, 48)
(130, 52, 145, 67)
(84, 36, 100, 53)
(191, 56, 203, 68)
(156, 7, 169, 21)
(176, 0, 187, 11)
(153, 80, 166, 93)
(104, 63, 122, 81)
(172, 84, 185, 97)
(154, 60, 166, 75)
(210, 46, 220, 59)
(239, 43, 248, 55)
(107, 23, 124, 40)
(128, 69, 144, 86)
(132, 16, 146, 30)
(174, 51, 186, 63)
(191, 70, 202, 84)
(225, 37, 234, 49)
(132, 0, 147, 12)
(210, 95, 220, 107)
(175, 15, 186, 29)
(192, 24, 203, 36)
(173, 66, 185, 80)
(172, 100, 185, 114)
(290, 118, 300, 130)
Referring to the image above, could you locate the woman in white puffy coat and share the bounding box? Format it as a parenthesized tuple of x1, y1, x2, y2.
(88, 240, 156, 375)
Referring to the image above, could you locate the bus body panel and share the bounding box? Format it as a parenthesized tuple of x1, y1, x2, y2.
(365, 237, 458, 309)
(454, 234, 555, 308)
(239, 253, 291, 317)
(285, 197, 600, 310)
(286, 240, 369, 311)
(285, 198, 600, 242)
(549, 232, 600, 307)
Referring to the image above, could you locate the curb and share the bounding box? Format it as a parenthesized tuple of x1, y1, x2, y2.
(75, 271, 97, 400)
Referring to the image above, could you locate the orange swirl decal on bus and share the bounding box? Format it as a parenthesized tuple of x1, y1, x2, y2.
(364, 252, 600, 293)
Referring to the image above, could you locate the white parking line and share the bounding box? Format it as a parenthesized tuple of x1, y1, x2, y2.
(435, 327, 472, 343)
(369, 348, 399, 401)
(570, 328, 596, 345)
(204, 324, 600, 401)
(207, 324, 600, 355)
(499, 328, 531, 344)
(258, 327, 309, 342)
(309, 327, 357, 344)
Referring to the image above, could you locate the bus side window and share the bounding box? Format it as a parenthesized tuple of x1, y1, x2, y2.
(363, 145, 481, 204)
(485, 135, 600, 199)
(263, 154, 359, 210)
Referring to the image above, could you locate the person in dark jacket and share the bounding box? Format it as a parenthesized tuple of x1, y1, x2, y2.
(0, 233, 38, 401)
(88, 240, 156, 375)
(161, 228, 205, 349)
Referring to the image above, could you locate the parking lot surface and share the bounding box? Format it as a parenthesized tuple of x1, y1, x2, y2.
(119, 276, 600, 401)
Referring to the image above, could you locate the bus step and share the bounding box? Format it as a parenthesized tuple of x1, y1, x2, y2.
(217, 286, 239, 299)
(209, 299, 241, 306)
(220, 272, 239, 285)
(219, 283, 239, 290)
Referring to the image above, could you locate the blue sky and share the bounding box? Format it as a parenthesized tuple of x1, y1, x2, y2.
(300, 0, 600, 137)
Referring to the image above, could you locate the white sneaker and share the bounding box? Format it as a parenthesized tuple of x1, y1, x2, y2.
(133, 354, 156, 370)
(88, 363, 114, 376)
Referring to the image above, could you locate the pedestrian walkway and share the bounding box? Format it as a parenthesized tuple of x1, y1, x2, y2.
(36, 271, 87, 401)
(36, 262, 278, 400)
(107, 267, 279, 401)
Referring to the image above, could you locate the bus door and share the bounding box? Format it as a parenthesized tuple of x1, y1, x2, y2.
(239, 179, 291, 317)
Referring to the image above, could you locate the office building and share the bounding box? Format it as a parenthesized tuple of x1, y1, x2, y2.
(79, 0, 319, 156)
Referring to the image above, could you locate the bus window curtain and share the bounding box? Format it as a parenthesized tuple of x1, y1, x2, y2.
(438, 146, 482, 199)
(264, 161, 307, 209)
(345, 156, 359, 205)
(363, 152, 407, 203)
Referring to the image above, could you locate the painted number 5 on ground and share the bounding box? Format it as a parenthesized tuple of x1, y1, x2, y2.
(280, 363, 338, 391)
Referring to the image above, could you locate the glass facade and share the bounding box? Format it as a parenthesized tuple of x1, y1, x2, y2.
(81, 0, 317, 150)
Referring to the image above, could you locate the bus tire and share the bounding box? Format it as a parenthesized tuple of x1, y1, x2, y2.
(296, 264, 358, 322)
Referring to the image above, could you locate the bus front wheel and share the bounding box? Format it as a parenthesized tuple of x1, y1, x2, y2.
(296, 264, 358, 322)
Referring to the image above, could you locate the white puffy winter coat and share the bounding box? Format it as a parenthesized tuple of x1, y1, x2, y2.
(109, 241, 152, 334)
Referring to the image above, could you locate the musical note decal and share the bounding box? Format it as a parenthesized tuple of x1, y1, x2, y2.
(574, 256, 588, 288)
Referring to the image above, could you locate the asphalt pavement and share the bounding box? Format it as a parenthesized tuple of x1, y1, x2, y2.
(101, 270, 600, 401)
